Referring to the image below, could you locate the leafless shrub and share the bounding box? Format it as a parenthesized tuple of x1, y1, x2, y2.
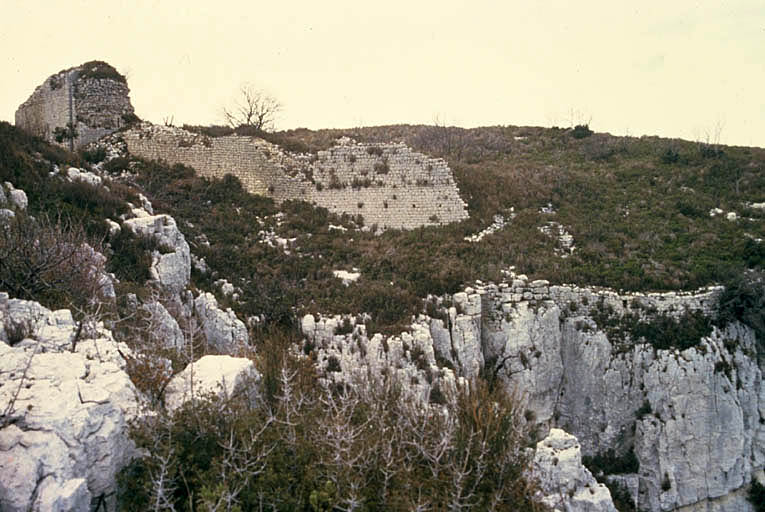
(0, 213, 110, 315)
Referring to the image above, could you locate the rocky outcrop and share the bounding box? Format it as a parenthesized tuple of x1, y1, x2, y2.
(301, 273, 763, 511)
(164, 355, 260, 412)
(193, 292, 249, 354)
(0, 294, 140, 511)
(531, 428, 618, 512)
(1, 182, 28, 212)
(143, 301, 185, 350)
(123, 214, 191, 294)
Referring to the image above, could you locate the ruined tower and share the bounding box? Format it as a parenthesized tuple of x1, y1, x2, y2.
(15, 60, 136, 150)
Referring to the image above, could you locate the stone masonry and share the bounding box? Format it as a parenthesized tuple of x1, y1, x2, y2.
(15, 61, 135, 149)
(123, 125, 469, 230)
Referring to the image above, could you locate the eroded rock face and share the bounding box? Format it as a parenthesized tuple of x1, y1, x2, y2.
(193, 292, 249, 354)
(123, 214, 191, 294)
(0, 296, 140, 512)
(164, 355, 260, 412)
(531, 428, 618, 512)
(301, 275, 764, 511)
(142, 301, 185, 350)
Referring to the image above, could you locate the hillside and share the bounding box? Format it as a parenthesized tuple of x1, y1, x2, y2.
(1, 114, 765, 512)
(167, 122, 765, 333)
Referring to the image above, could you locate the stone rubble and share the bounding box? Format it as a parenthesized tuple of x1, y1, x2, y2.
(464, 211, 515, 242)
(539, 221, 576, 256)
(332, 269, 361, 286)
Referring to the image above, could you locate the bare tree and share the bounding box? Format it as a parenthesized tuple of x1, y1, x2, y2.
(223, 84, 282, 132)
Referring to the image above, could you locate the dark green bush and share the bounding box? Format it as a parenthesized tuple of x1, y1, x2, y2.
(749, 479, 765, 512)
(582, 448, 639, 478)
(81, 146, 107, 164)
(571, 124, 593, 139)
(106, 229, 159, 284)
(718, 271, 765, 347)
(78, 60, 127, 83)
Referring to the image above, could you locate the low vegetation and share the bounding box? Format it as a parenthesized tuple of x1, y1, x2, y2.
(118, 368, 539, 511)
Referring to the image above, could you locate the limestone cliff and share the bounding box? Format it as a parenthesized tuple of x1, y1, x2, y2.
(303, 274, 763, 512)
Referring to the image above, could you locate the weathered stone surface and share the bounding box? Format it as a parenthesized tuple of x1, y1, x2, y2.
(66, 166, 102, 186)
(3, 182, 27, 211)
(0, 299, 140, 512)
(164, 355, 260, 412)
(123, 214, 191, 293)
(15, 61, 134, 148)
(143, 301, 184, 349)
(531, 428, 618, 512)
(194, 292, 248, 354)
(301, 276, 763, 511)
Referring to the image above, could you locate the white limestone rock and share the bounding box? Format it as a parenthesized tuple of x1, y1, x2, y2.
(531, 428, 617, 512)
(143, 301, 184, 349)
(332, 269, 361, 286)
(633, 324, 762, 511)
(67, 166, 102, 186)
(301, 314, 316, 338)
(3, 182, 27, 211)
(0, 299, 139, 512)
(36, 478, 91, 512)
(123, 214, 191, 293)
(484, 299, 564, 425)
(164, 355, 260, 412)
(106, 218, 121, 236)
(194, 292, 248, 354)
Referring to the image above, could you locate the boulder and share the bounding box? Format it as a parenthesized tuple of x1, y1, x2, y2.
(3, 182, 27, 211)
(0, 299, 140, 512)
(142, 301, 184, 349)
(194, 292, 248, 354)
(123, 214, 191, 294)
(163, 355, 260, 412)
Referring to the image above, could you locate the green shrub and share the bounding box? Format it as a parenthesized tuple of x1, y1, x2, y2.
(571, 124, 593, 139)
(81, 147, 107, 164)
(77, 60, 127, 83)
(749, 479, 765, 512)
(718, 271, 765, 348)
(582, 448, 639, 478)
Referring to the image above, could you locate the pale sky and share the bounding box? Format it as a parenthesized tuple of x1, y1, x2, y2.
(3, 1, 764, 147)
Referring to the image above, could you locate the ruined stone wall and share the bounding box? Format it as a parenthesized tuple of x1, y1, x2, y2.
(73, 77, 134, 147)
(15, 64, 134, 148)
(123, 126, 469, 230)
(14, 71, 72, 140)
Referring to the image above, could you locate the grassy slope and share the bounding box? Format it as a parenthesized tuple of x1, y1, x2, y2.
(129, 123, 765, 334)
(3, 120, 763, 334)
